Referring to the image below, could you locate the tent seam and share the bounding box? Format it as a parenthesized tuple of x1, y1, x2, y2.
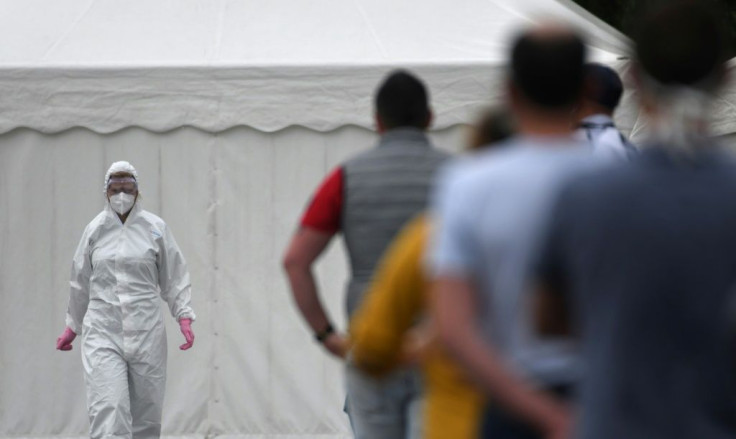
(41, 0, 99, 61)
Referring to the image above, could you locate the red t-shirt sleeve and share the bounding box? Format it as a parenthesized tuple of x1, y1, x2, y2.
(300, 167, 344, 234)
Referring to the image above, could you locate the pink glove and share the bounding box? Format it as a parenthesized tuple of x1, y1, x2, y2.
(179, 318, 194, 350)
(56, 327, 77, 351)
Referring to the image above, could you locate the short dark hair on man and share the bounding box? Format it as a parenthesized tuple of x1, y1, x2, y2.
(375, 70, 430, 130)
(584, 63, 624, 111)
(634, 1, 728, 88)
(511, 29, 586, 109)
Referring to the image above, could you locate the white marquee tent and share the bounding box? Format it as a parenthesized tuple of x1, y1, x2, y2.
(0, 1, 734, 438)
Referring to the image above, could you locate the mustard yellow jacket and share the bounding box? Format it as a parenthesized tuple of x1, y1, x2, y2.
(350, 215, 485, 439)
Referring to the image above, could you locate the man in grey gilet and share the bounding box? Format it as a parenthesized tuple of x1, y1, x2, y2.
(283, 70, 450, 439)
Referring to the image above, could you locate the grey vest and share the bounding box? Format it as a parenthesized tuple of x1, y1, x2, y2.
(342, 128, 450, 316)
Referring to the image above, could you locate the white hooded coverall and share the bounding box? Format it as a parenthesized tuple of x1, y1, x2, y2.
(65, 201, 195, 439)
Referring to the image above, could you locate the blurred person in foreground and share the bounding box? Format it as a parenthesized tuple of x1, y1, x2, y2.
(576, 63, 637, 159)
(283, 70, 449, 439)
(349, 107, 514, 439)
(430, 25, 600, 439)
(534, 2, 736, 439)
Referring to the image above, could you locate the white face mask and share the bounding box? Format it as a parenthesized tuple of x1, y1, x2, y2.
(109, 193, 136, 215)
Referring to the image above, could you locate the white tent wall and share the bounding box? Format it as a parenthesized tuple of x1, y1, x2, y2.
(0, 125, 465, 438)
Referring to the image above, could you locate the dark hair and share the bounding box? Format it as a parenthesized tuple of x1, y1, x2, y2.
(584, 63, 623, 111)
(634, 1, 728, 89)
(375, 70, 430, 130)
(468, 107, 515, 150)
(511, 30, 586, 109)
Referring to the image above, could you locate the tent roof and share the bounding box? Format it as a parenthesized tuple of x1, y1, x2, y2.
(0, 0, 653, 134)
(2, 0, 628, 66)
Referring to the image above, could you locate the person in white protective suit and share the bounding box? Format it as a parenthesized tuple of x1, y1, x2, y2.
(55, 161, 196, 439)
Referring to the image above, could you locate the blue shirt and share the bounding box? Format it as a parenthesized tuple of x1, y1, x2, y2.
(430, 135, 600, 386)
(539, 145, 736, 439)
(576, 114, 637, 160)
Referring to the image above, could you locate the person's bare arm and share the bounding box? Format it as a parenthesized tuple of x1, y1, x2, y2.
(431, 276, 571, 439)
(283, 227, 348, 358)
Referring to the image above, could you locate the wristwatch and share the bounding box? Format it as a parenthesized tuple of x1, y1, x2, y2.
(315, 323, 335, 343)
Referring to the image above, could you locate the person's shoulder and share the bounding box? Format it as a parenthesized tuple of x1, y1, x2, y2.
(342, 134, 395, 166)
(471, 140, 591, 180)
(438, 144, 528, 189)
(89, 209, 108, 225)
(84, 210, 109, 233)
(345, 138, 450, 164)
(436, 149, 493, 190)
(708, 145, 736, 168)
(468, 139, 534, 169)
(137, 210, 171, 240)
(557, 157, 641, 206)
(344, 147, 377, 165)
(80, 210, 114, 244)
(138, 209, 167, 228)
